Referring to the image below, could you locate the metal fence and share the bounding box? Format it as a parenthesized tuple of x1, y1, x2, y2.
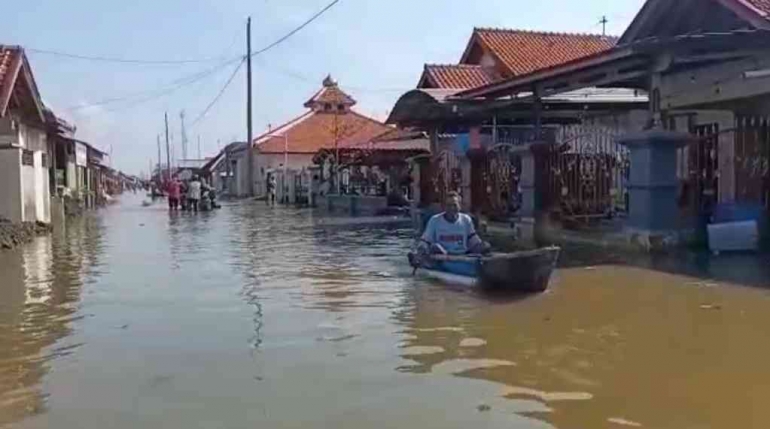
(735, 116, 770, 209)
(542, 125, 629, 222)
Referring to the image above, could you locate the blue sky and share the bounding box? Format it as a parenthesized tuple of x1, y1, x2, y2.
(3, 0, 645, 175)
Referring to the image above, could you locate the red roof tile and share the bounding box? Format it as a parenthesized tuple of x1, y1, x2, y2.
(468, 28, 617, 77)
(304, 75, 356, 108)
(0, 46, 23, 117)
(419, 64, 501, 89)
(255, 110, 391, 154)
(730, 0, 770, 17)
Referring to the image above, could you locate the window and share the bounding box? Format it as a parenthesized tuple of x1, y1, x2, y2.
(22, 150, 34, 166)
(338, 104, 345, 111)
(324, 103, 332, 111)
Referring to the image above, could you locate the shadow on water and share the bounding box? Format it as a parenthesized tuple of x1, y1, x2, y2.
(553, 242, 770, 289)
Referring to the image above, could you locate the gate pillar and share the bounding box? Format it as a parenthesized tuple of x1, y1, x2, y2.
(510, 142, 550, 242)
(619, 130, 690, 249)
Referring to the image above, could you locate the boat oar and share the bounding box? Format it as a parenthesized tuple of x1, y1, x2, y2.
(408, 252, 419, 276)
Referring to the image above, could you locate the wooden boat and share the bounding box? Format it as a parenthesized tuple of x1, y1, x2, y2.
(408, 247, 560, 293)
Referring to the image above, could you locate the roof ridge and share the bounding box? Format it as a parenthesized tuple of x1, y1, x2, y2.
(474, 27, 618, 39)
(425, 63, 485, 69)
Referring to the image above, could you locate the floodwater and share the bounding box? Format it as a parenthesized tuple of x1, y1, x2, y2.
(2, 195, 770, 429)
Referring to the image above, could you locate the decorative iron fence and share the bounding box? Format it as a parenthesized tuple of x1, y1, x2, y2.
(677, 117, 770, 221)
(542, 125, 629, 222)
(430, 149, 462, 205)
(735, 116, 770, 209)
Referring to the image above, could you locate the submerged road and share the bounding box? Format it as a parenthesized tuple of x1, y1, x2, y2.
(2, 195, 770, 428)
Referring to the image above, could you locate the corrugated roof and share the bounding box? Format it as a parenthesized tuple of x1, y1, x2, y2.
(470, 28, 617, 77)
(421, 64, 500, 89)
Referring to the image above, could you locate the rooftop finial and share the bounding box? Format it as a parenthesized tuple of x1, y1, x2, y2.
(322, 74, 337, 87)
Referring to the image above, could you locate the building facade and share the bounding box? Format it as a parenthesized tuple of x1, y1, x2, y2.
(0, 46, 50, 223)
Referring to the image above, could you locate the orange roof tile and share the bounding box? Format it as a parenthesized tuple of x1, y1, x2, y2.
(0, 46, 22, 117)
(467, 28, 617, 77)
(419, 64, 501, 89)
(304, 75, 356, 108)
(743, 0, 770, 14)
(255, 110, 392, 154)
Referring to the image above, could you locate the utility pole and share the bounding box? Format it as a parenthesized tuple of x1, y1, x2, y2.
(180, 110, 188, 161)
(165, 112, 171, 182)
(246, 16, 254, 196)
(156, 134, 162, 182)
(600, 15, 608, 37)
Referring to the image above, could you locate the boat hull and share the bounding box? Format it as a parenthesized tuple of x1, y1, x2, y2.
(410, 247, 560, 293)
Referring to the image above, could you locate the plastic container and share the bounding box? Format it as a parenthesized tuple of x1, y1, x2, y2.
(707, 220, 759, 253)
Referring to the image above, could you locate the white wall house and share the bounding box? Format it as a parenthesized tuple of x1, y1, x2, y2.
(0, 46, 50, 224)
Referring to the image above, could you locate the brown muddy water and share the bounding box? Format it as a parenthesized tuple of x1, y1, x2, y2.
(1, 195, 770, 428)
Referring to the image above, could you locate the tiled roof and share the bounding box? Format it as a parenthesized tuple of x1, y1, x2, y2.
(470, 28, 617, 76)
(304, 76, 357, 108)
(0, 46, 22, 117)
(731, 0, 770, 16)
(420, 64, 501, 89)
(255, 110, 392, 154)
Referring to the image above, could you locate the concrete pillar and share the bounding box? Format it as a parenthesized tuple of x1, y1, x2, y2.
(510, 142, 549, 219)
(619, 130, 690, 248)
(460, 157, 472, 212)
(508, 142, 549, 242)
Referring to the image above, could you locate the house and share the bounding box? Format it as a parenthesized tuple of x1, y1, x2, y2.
(251, 75, 393, 199)
(417, 28, 617, 90)
(389, 29, 648, 219)
(0, 46, 50, 224)
(391, 0, 770, 248)
(200, 142, 244, 196)
(44, 109, 77, 197)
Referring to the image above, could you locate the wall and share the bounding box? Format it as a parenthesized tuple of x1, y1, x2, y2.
(254, 151, 315, 197)
(21, 126, 50, 222)
(22, 163, 36, 222)
(0, 148, 23, 222)
(233, 153, 249, 197)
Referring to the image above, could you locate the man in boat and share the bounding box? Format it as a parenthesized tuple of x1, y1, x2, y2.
(419, 192, 490, 255)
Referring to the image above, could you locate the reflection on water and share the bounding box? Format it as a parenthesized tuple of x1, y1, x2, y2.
(0, 216, 104, 427)
(2, 195, 770, 429)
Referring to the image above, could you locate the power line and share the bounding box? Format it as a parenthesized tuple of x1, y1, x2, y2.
(248, 0, 340, 58)
(257, 63, 409, 93)
(67, 57, 242, 112)
(26, 47, 238, 65)
(191, 57, 247, 127)
(56, 0, 341, 119)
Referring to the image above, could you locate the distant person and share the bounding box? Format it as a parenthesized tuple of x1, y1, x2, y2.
(187, 176, 202, 212)
(167, 178, 181, 211)
(267, 174, 277, 206)
(419, 192, 489, 255)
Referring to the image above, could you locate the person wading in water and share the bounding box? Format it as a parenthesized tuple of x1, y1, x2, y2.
(187, 176, 202, 213)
